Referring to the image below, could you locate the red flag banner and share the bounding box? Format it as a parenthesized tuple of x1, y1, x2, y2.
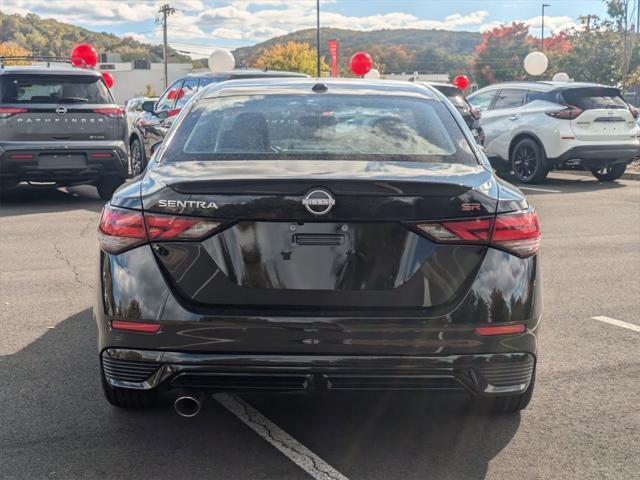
(327, 39, 339, 77)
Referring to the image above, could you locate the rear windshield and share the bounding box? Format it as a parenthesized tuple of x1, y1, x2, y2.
(561, 87, 627, 110)
(0, 74, 112, 104)
(163, 94, 477, 165)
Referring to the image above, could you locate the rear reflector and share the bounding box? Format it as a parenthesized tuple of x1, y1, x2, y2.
(475, 324, 526, 336)
(93, 107, 125, 119)
(90, 152, 113, 158)
(112, 320, 161, 333)
(9, 153, 34, 159)
(98, 205, 222, 254)
(0, 107, 27, 118)
(416, 209, 541, 257)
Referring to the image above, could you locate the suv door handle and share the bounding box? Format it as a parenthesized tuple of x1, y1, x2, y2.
(509, 115, 519, 121)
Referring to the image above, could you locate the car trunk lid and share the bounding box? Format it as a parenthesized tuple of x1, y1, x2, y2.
(141, 160, 497, 312)
(563, 87, 637, 141)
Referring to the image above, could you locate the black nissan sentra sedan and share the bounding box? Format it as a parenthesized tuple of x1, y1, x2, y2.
(95, 78, 541, 416)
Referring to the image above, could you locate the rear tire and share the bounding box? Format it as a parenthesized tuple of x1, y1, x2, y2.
(510, 138, 549, 184)
(101, 372, 156, 409)
(130, 137, 146, 177)
(590, 164, 626, 181)
(481, 372, 535, 414)
(96, 177, 124, 201)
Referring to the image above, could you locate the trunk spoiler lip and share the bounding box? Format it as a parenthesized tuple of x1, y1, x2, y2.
(146, 160, 491, 196)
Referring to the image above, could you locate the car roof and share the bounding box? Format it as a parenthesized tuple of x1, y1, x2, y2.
(471, 80, 618, 93)
(0, 65, 102, 77)
(184, 69, 309, 79)
(201, 77, 439, 100)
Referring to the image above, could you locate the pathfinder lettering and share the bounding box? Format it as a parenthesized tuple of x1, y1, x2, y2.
(158, 199, 218, 209)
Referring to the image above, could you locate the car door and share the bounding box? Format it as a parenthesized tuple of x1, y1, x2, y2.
(139, 79, 183, 158)
(481, 88, 527, 159)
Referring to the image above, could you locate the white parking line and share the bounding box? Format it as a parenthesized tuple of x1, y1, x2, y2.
(214, 393, 349, 480)
(518, 186, 562, 193)
(591, 316, 640, 333)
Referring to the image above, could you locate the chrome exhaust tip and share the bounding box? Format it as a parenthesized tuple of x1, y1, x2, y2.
(174, 393, 204, 418)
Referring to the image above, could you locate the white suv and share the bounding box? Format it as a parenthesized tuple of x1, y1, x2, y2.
(467, 81, 640, 183)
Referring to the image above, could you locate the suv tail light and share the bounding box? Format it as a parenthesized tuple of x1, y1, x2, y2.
(629, 106, 639, 120)
(546, 105, 583, 120)
(98, 206, 221, 254)
(416, 209, 541, 258)
(0, 107, 27, 119)
(93, 107, 125, 119)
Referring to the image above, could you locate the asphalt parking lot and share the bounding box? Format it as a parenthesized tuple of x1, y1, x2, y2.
(0, 172, 638, 480)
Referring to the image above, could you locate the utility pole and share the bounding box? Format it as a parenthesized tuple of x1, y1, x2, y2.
(316, 0, 321, 77)
(157, 4, 176, 89)
(541, 3, 551, 52)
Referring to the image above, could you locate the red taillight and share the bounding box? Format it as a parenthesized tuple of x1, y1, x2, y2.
(0, 107, 27, 119)
(416, 209, 541, 258)
(93, 107, 125, 119)
(546, 105, 583, 120)
(111, 320, 161, 333)
(144, 212, 220, 240)
(98, 206, 222, 254)
(491, 210, 541, 257)
(629, 106, 639, 120)
(470, 106, 481, 120)
(98, 207, 146, 254)
(475, 324, 525, 336)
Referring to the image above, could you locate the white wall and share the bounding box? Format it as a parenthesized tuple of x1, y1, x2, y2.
(100, 63, 193, 104)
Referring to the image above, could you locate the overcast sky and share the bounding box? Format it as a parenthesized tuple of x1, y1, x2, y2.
(2, 0, 609, 56)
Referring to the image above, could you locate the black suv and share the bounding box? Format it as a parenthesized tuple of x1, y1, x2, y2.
(0, 60, 128, 199)
(129, 70, 308, 175)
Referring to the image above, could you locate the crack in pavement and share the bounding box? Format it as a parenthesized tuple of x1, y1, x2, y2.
(53, 243, 93, 290)
(214, 393, 349, 480)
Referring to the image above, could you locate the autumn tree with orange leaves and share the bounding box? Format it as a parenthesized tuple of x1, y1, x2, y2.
(472, 23, 536, 87)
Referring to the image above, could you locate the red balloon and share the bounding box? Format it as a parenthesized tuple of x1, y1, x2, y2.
(453, 75, 470, 91)
(101, 71, 114, 89)
(349, 52, 373, 77)
(70, 44, 98, 68)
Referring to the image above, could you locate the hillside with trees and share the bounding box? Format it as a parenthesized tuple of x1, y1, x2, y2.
(0, 11, 191, 63)
(234, 27, 481, 77)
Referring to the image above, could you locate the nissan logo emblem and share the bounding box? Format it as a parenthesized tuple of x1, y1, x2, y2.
(56, 106, 67, 116)
(302, 189, 335, 215)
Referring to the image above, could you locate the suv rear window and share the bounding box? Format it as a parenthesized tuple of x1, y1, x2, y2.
(0, 74, 112, 104)
(163, 94, 478, 165)
(561, 87, 627, 110)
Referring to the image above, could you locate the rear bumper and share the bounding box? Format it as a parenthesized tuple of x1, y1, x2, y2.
(102, 348, 535, 397)
(550, 144, 640, 168)
(0, 141, 127, 185)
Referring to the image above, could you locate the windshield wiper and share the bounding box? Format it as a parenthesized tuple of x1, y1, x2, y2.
(58, 97, 89, 103)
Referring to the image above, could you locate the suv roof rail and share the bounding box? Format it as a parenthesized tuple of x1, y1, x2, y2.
(0, 56, 87, 69)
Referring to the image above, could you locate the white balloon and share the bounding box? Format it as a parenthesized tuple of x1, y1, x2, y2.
(364, 68, 381, 79)
(524, 51, 549, 76)
(552, 72, 570, 82)
(208, 49, 235, 73)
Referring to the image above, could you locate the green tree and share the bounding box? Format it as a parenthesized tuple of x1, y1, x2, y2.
(254, 41, 328, 76)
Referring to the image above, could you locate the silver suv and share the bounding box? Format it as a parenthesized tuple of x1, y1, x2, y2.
(0, 60, 128, 199)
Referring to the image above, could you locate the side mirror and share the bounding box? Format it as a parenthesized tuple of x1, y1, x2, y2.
(150, 141, 163, 155)
(142, 100, 155, 113)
